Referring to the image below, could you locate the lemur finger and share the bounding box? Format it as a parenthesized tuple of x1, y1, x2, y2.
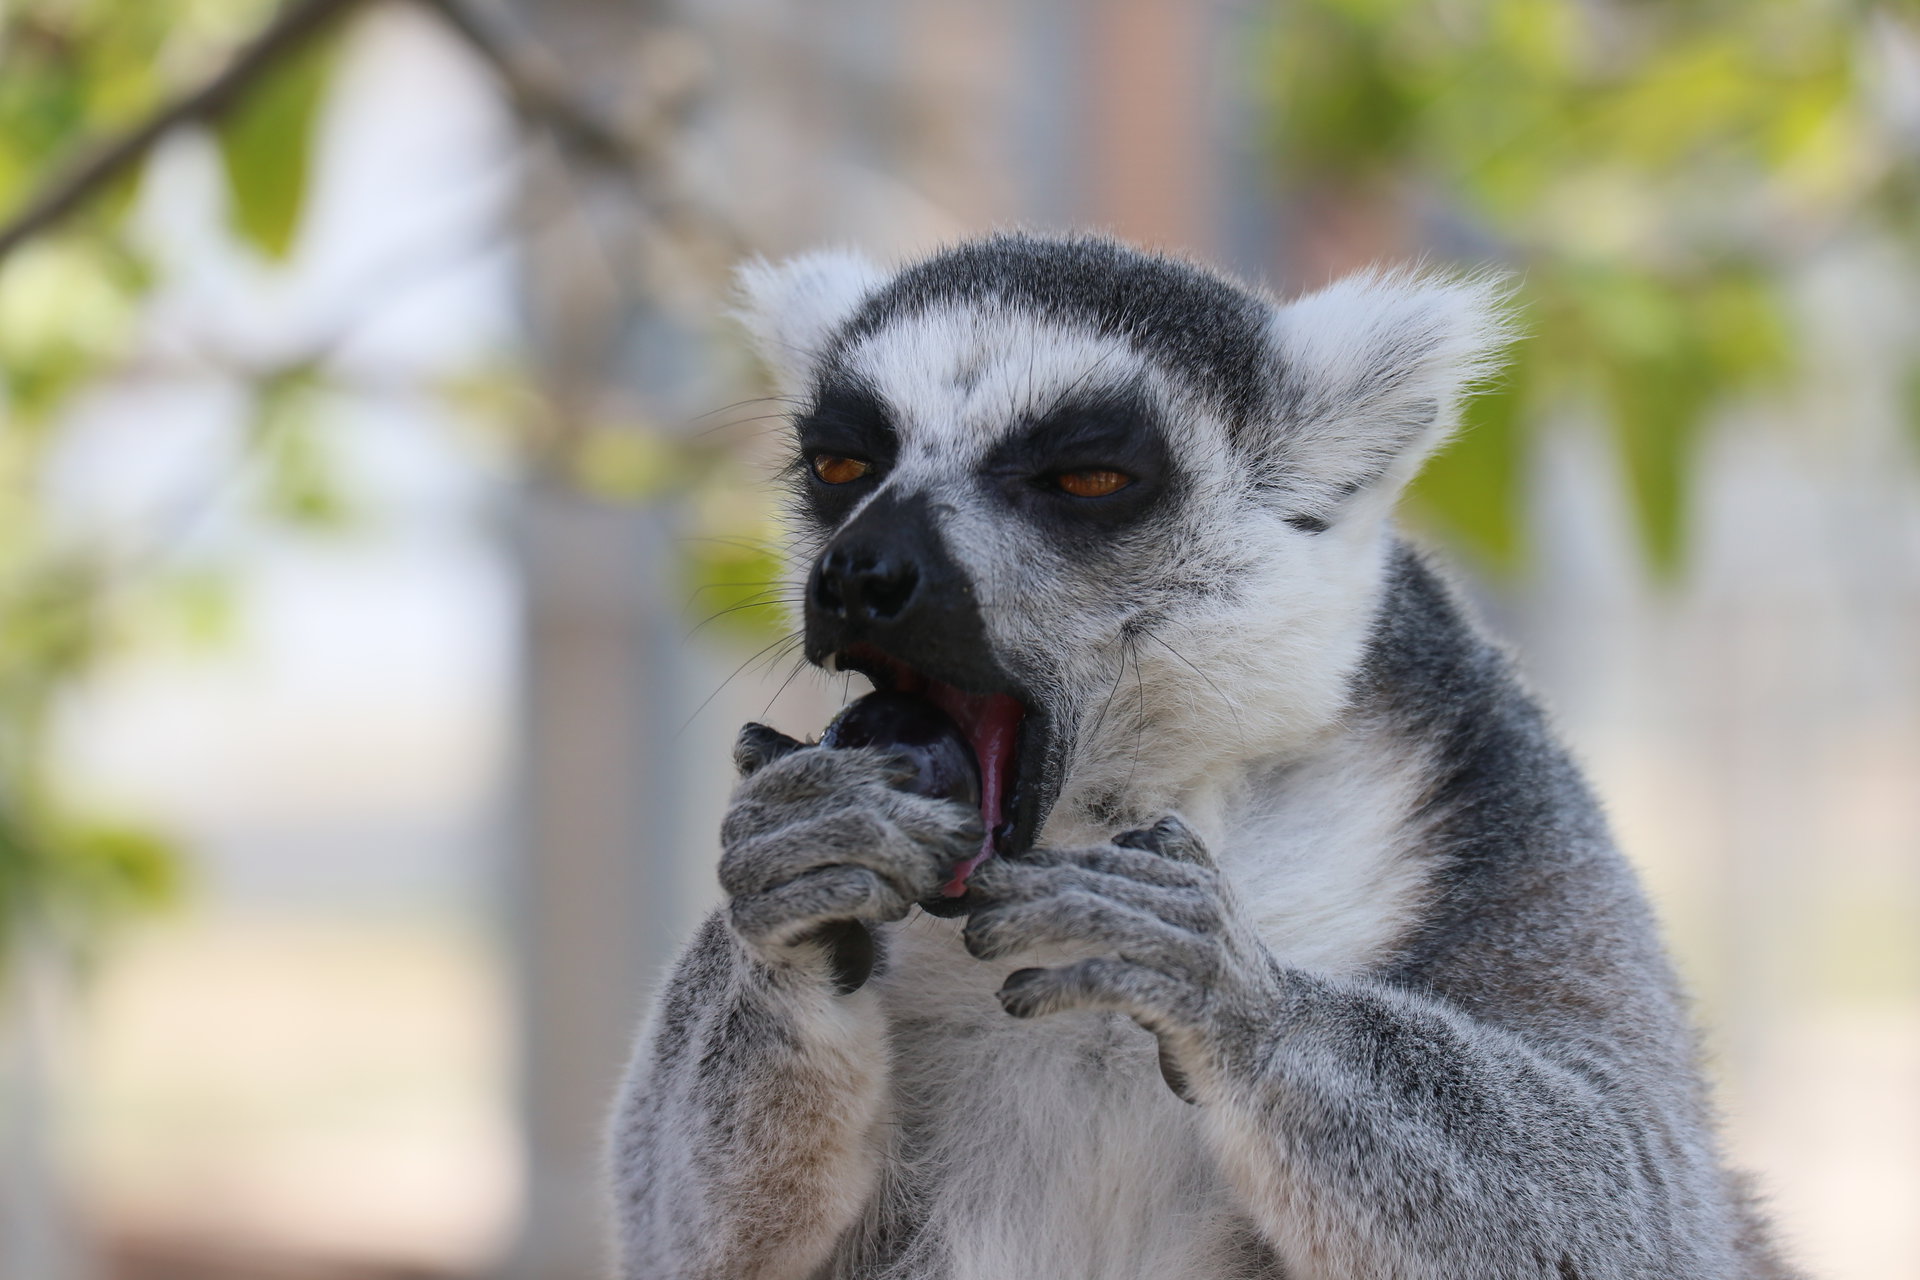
(883, 790, 988, 860)
(963, 891, 1211, 966)
(965, 860, 1217, 929)
(720, 809, 948, 901)
(996, 959, 1208, 1103)
(995, 957, 1193, 1029)
(722, 807, 881, 894)
(1112, 814, 1213, 867)
(720, 749, 932, 854)
(729, 743, 917, 813)
(999, 843, 1215, 891)
(729, 865, 912, 949)
(732, 722, 806, 778)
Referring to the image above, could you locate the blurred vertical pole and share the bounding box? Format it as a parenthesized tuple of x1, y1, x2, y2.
(1080, 0, 1217, 255)
(505, 494, 686, 1280)
(1071, 0, 1274, 277)
(495, 2, 693, 1277)
(0, 932, 91, 1280)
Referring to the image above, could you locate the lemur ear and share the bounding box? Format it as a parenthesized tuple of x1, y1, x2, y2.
(733, 249, 886, 396)
(1263, 269, 1513, 524)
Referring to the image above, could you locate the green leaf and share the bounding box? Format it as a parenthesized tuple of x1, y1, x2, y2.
(1257, 0, 1898, 577)
(0, 803, 37, 947)
(58, 819, 186, 915)
(0, 236, 143, 423)
(214, 22, 341, 259)
(683, 537, 791, 646)
(1902, 362, 1920, 459)
(1600, 347, 1710, 576)
(252, 367, 357, 528)
(157, 566, 241, 650)
(1406, 353, 1529, 575)
(571, 425, 680, 501)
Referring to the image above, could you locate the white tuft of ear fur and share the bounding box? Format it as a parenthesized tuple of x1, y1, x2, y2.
(1266, 268, 1514, 519)
(732, 249, 887, 396)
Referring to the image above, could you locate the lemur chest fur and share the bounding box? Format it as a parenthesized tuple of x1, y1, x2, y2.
(873, 926, 1244, 1280)
(861, 729, 1431, 1277)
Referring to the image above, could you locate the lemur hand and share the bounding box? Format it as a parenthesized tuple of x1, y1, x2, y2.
(962, 815, 1285, 1103)
(720, 723, 984, 992)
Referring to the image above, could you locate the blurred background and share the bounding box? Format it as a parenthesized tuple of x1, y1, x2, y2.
(0, 1, 1915, 1277)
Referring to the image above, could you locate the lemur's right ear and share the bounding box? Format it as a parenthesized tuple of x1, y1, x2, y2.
(1261, 268, 1513, 526)
(733, 250, 886, 397)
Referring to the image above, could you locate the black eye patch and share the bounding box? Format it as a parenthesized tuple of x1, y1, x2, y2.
(793, 378, 897, 525)
(983, 381, 1173, 524)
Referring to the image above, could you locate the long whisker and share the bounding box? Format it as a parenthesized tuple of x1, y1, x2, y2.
(761, 651, 818, 720)
(678, 630, 805, 736)
(684, 578, 787, 599)
(753, 633, 808, 678)
(1124, 638, 1147, 795)
(1141, 629, 1246, 746)
(685, 593, 804, 639)
(691, 412, 801, 440)
(1043, 343, 1125, 420)
(684, 394, 804, 423)
(1084, 630, 1134, 746)
(678, 534, 783, 553)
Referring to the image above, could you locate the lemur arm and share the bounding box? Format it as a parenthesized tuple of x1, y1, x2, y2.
(608, 913, 889, 1280)
(610, 726, 979, 1280)
(963, 817, 1718, 1278)
(1186, 973, 1702, 1277)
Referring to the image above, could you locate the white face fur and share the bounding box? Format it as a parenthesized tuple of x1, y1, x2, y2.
(737, 235, 1507, 848)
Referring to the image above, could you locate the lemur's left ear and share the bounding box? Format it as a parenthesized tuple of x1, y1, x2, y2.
(1262, 269, 1513, 523)
(733, 249, 886, 397)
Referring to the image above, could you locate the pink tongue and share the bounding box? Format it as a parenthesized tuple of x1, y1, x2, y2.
(921, 686, 1023, 896)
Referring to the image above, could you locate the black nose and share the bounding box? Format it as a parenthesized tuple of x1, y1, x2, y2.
(813, 544, 921, 624)
(803, 488, 1004, 691)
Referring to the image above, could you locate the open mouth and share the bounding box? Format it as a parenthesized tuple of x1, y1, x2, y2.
(834, 643, 1049, 900)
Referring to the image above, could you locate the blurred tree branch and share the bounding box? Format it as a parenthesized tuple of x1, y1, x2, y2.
(413, 0, 633, 166)
(423, 0, 744, 262)
(0, 0, 733, 268)
(0, 0, 366, 264)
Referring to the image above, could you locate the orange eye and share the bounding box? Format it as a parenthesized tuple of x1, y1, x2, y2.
(1053, 469, 1131, 498)
(811, 454, 872, 485)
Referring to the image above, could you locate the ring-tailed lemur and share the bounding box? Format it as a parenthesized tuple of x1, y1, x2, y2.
(609, 234, 1798, 1279)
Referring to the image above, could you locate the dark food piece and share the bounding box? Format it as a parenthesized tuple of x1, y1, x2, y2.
(821, 692, 982, 807)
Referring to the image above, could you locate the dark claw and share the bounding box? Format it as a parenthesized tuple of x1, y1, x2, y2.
(1158, 1041, 1199, 1105)
(995, 967, 1049, 1018)
(794, 919, 876, 994)
(733, 722, 806, 778)
(1114, 815, 1209, 865)
(959, 917, 998, 959)
(918, 894, 971, 919)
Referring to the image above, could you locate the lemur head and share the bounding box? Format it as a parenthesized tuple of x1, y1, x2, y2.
(738, 233, 1507, 862)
